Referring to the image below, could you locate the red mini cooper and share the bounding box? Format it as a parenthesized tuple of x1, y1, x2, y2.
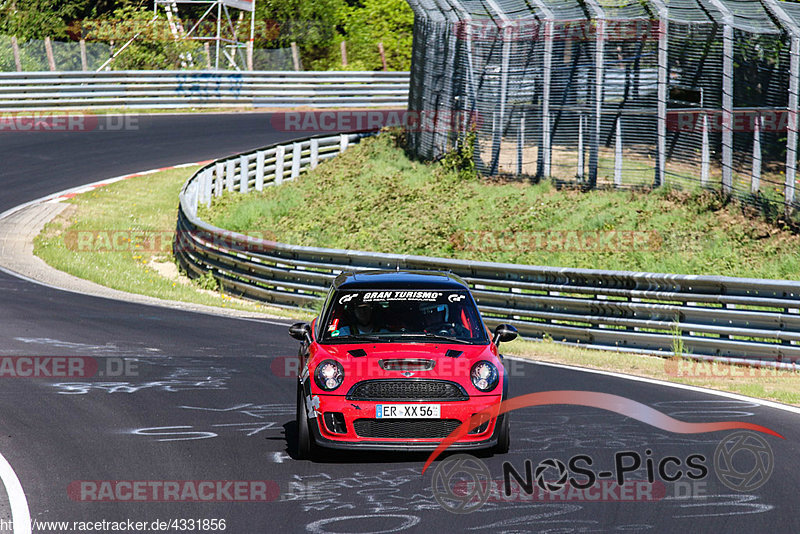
(289, 270, 518, 459)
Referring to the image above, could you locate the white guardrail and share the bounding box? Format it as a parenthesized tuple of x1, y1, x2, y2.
(0, 70, 410, 109)
(174, 132, 800, 366)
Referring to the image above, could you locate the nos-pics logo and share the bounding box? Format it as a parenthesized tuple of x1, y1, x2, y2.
(431, 431, 775, 513)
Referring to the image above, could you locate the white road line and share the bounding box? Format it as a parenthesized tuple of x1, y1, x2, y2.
(506, 355, 800, 417)
(0, 450, 31, 534)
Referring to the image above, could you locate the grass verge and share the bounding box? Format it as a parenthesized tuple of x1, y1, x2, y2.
(33, 165, 313, 321)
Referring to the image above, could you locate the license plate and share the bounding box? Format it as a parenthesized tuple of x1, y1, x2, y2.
(376, 404, 440, 419)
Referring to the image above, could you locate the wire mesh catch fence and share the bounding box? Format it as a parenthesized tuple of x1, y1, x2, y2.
(406, 0, 800, 220)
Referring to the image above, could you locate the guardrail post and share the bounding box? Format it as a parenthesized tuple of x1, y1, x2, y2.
(255, 151, 265, 191)
(214, 162, 224, 197)
(275, 145, 285, 185)
(310, 138, 319, 170)
(200, 169, 212, 207)
(239, 154, 250, 193)
(340, 134, 349, 152)
(290, 143, 301, 180)
(226, 160, 235, 192)
(186, 181, 198, 218)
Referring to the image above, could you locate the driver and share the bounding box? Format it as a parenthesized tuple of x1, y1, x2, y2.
(353, 303, 378, 333)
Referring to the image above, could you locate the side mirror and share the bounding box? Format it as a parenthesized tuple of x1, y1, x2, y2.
(289, 322, 313, 343)
(493, 324, 518, 346)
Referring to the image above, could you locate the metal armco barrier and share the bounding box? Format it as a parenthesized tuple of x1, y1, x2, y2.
(0, 70, 409, 110)
(175, 133, 800, 362)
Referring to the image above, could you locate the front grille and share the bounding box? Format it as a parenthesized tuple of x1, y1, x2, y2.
(353, 418, 462, 439)
(346, 379, 468, 401)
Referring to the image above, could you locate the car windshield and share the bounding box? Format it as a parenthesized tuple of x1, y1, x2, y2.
(320, 289, 488, 344)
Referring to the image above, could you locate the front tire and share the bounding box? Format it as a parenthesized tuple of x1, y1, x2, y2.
(493, 413, 510, 454)
(295, 382, 315, 460)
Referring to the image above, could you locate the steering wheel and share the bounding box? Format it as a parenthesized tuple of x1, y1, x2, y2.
(433, 322, 471, 338)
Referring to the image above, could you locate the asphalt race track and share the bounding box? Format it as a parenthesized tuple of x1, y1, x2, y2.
(1, 113, 799, 533)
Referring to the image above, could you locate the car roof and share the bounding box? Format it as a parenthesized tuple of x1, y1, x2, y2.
(332, 270, 470, 290)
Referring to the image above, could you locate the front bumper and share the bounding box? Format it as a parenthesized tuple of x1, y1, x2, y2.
(307, 393, 503, 452)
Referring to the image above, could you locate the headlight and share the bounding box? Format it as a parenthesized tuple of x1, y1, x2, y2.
(315, 360, 344, 391)
(471, 361, 499, 392)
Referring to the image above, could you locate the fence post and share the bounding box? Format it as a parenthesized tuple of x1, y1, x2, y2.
(239, 154, 250, 193)
(614, 117, 623, 187)
(275, 145, 285, 185)
(291, 42, 300, 71)
(11, 36, 22, 72)
(489, 24, 512, 176)
(310, 138, 319, 170)
(44, 36, 56, 71)
(79, 39, 88, 71)
(787, 36, 799, 212)
(701, 114, 709, 186)
(721, 24, 734, 195)
(584, 0, 606, 189)
(577, 113, 584, 180)
(340, 133, 349, 152)
(291, 142, 301, 179)
(542, 18, 553, 178)
(758, 0, 798, 213)
(655, 4, 668, 187)
(204, 42, 212, 69)
(751, 115, 762, 194)
(378, 42, 388, 71)
(255, 150, 265, 191)
(517, 114, 525, 176)
(340, 41, 348, 67)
